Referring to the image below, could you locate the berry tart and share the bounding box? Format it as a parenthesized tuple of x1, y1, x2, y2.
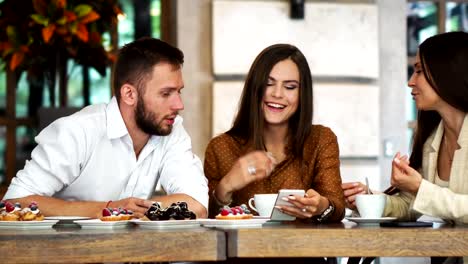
(100, 207, 135, 221)
(142, 201, 196, 221)
(215, 204, 253, 220)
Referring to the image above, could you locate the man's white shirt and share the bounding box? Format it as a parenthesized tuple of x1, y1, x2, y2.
(3, 97, 208, 209)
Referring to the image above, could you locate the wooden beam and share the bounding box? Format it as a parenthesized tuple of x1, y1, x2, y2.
(161, 0, 178, 46)
(5, 69, 17, 186)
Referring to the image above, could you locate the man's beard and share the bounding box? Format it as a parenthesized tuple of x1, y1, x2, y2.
(135, 96, 173, 136)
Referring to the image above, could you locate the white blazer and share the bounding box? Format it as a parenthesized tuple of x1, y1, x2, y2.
(385, 114, 468, 225)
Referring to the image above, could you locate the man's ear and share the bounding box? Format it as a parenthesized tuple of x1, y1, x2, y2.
(120, 84, 138, 106)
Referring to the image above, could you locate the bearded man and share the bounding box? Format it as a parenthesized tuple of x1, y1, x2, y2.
(3, 38, 208, 218)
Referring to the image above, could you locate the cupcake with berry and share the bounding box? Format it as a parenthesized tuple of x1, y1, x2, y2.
(0, 201, 6, 220)
(21, 202, 44, 221)
(215, 204, 253, 220)
(2, 201, 22, 221)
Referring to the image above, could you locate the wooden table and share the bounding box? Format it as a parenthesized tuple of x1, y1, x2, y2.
(1, 220, 467, 263)
(0, 226, 226, 263)
(225, 221, 468, 258)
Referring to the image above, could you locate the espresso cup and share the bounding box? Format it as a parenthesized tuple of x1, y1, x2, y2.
(355, 194, 386, 219)
(248, 194, 277, 217)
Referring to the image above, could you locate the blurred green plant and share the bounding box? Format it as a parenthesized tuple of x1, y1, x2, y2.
(0, 0, 122, 78)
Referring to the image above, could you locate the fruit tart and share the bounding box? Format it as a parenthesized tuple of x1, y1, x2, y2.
(215, 204, 253, 220)
(100, 207, 135, 221)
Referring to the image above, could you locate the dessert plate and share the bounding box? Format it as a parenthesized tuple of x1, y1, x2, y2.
(199, 218, 269, 228)
(130, 219, 200, 229)
(0, 220, 59, 230)
(45, 216, 92, 227)
(346, 217, 397, 224)
(73, 219, 130, 229)
(253, 216, 270, 220)
(45, 216, 91, 221)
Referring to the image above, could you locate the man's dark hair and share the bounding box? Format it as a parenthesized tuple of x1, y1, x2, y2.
(112, 37, 184, 102)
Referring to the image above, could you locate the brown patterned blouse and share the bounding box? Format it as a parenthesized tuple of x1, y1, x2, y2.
(204, 125, 345, 222)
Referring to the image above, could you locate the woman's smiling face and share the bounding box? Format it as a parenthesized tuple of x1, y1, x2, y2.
(262, 58, 300, 128)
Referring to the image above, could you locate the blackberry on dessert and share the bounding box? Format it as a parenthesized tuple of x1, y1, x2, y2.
(143, 201, 196, 221)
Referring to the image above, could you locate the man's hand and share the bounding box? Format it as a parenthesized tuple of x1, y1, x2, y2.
(108, 198, 154, 218)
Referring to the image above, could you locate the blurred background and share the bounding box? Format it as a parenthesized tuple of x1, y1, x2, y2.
(0, 0, 466, 210)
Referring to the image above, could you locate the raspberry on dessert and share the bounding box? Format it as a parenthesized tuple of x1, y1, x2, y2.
(5, 202, 15, 213)
(220, 208, 229, 216)
(102, 208, 112, 217)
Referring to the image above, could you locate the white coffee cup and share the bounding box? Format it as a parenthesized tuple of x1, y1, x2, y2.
(248, 194, 277, 217)
(356, 194, 386, 219)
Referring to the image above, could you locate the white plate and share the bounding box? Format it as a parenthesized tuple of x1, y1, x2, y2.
(73, 219, 130, 229)
(130, 219, 200, 229)
(199, 218, 269, 228)
(253, 216, 270, 220)
(0, 220, 59, 230)
(346, 217, 397, 224)
(45, 216, 91, 221)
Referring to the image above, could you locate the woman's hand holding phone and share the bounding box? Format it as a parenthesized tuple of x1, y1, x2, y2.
(271, 189, 328, 221)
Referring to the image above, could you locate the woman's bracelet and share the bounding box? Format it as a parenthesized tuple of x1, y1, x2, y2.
(212, 189, 232, 206)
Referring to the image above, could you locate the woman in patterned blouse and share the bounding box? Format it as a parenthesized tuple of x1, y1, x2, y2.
(204, 44, 345, 223)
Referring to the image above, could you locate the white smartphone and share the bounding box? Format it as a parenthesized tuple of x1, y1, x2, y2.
(270, 189, 305, 221)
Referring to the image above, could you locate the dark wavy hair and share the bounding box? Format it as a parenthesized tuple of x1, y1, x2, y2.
(112, 37, 184, 102)
(410, 31, 468, 169)
(227, 44, 313, 158)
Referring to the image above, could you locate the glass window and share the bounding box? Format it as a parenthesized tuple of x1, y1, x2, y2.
(407, 2, 438, 56)
(447, 2, 468, 32)
(406, 2, 438, 152)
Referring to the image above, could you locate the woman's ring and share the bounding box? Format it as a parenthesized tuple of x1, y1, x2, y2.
(302, 208, 307, 213)
(247, 165, 256, 175)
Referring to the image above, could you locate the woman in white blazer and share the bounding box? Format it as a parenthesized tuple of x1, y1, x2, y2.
(344, 31, 468, 224)
(344, 31, 468, 264)
(385, 31, 468, 225)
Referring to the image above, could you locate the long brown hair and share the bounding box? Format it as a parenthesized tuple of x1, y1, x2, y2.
(410, 31, 468, 169)
(227, 44, 313, 158)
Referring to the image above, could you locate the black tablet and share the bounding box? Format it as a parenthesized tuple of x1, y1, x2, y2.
(380, 221, 433, 227)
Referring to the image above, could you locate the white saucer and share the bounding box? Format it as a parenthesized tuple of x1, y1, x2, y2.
(346, 216, 397, 224)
